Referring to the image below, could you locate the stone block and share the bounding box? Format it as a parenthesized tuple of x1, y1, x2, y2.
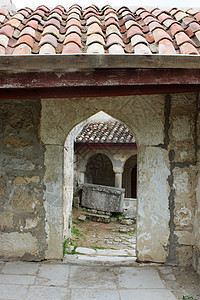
(0, 186, 6, 197)
(14, 176, 40, 185)
(123, 198, 137, 219)
(177, 245, 193, 266)
(81, 183, 124, 213)
(36, 264, 70, 286)
(175, 230, 194, 245)
(0, 212, 13, 229)
(12, 188, 36, 212)
(0, 232, 38, 258)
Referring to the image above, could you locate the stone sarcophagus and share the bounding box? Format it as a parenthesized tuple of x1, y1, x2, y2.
(80, 183, 125, 213)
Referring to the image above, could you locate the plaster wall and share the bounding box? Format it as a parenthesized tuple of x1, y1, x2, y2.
(0, 93, 198, 267)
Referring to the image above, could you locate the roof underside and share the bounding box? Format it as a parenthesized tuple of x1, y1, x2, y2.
(0, 4, 200, 57)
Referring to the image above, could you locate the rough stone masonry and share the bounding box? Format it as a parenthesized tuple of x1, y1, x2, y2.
(0, 93, 200, 275)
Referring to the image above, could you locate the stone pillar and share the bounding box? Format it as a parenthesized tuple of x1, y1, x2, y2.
(78, 170, 85, 184)
(114, 171, 123, 188)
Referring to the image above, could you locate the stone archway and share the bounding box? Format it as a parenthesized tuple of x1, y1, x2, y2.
(41, 95, 170, 262)
(85, 153, 115, 186)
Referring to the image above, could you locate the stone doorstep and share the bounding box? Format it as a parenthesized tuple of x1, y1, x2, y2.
(63, 254, 138, 266)
(73, 247, 136, 257)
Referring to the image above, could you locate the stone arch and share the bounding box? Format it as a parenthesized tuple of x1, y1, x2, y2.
(41, 96, 170, 263)
(85, 153, 115, 186)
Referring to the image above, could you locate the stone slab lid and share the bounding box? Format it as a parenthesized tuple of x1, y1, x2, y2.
(0, 4, 199, 55)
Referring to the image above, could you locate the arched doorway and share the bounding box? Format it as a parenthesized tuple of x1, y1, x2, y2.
(85, 153, 115, 186)
(41, 97, 171, 263)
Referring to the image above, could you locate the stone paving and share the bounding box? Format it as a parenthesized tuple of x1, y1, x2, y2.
(0, 260, 177, 300)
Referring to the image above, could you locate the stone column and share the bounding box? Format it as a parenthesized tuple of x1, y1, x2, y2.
(78, 170, 85, 184)
(114, 171, 123, 188)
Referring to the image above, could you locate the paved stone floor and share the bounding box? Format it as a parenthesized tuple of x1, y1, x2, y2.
(0, 260, 177, 300)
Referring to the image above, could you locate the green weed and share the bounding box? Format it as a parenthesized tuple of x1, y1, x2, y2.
(71, 225, 83, 237)
(181, 296, 197, 300)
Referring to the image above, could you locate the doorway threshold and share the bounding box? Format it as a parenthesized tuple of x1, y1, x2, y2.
(63, 247, 137, 266)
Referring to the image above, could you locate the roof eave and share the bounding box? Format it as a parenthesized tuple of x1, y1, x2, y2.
(0, 54, 200, 72)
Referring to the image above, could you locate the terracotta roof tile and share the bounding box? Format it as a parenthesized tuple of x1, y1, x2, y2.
(36, 5, 49, 13)
(43, 25, 60, 39)
(134, 43, 151, 54)
(15, 34, 34, 48)
(87, 23, 104, 36)
(66, 18, 82, 30)
(175, 31, 196, 46)
(67, 12, 81, 21)
(153, 28, 172, 43)
(170, 23, 184, 36)
(87, 33, 104, 45)
(19, 26, 36, 39)
(87, 42, 104, 53)
(149, 21, 164, 32)
(6, 18, 21, 29)
(106, 24, 121, 36)
(62, 42, 81, 53)
(13, 43, 31, 54)
(76, 120, 135, 143)
(0, 8, 9, 17)
(159, 39, 176, 54)
(39, 34, 57, 49)
(180, 42, 199, 54)
(0, 5, 199, 56)
(0, 45, 6, 54)
(66, 25, 82, 36)
(189, 22, 200, 34)
(45, 18, 60, 29)
(29, 14, 42, 23)
(194, 12, 200, 22)
(25, 20, 38, 30)
(182, 16, 195, 26)
(64, 32, 82, 47)
(157, 13, 171, 23)
(105, 18, 120, 29)
(106, 33, 124, 47)
(39, 43, 56, 54)
(0, 25, 14, 38)
(87, 16, 101, 26)
(0, 34, 9, 48)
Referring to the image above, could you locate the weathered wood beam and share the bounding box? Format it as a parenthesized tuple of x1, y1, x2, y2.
(0, 54, 200, 72)
(0, 69, 200, 89)
(75, 143, 138, 151)
(0, 85, 199, 99)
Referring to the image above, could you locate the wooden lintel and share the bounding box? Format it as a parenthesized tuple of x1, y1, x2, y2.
(75, 143, 137, 151)
(0, 69, 200, 90)
(0, 54, 200, 72)
(0, 84, 199, 99)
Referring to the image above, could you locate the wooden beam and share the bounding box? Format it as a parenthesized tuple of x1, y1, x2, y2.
(0, 54, 200, 72)
(0, 84, 199, 99)
(0, 69, 200, 89)
(75, 143, 138, 151)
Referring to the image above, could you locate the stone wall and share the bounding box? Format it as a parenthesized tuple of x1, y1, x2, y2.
(0, 99, 46, 260)
(194, 94, 200, 275)
(0, 93, 199, 268)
